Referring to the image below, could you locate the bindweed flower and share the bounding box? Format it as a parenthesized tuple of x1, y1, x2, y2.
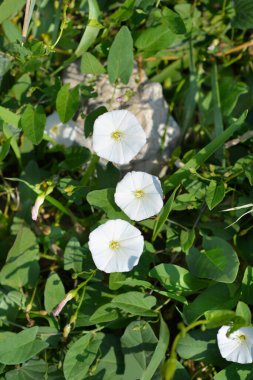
(114, 171, 163, 221)
(31, 194, 45, 221)
(92, 110, 146, 165)
(217, 325, 253, 364)
(45, 112, 77, 147)
(88, 219, 144, 273)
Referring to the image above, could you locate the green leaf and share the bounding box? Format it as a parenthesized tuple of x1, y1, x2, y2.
(233, 0, 253, 29)
(20, 105, 46, 145)
(149, 264, 207, 296)
(88, 335, 124, 380)
(177, 329, 218, 361)
(180, 229, 195, 253)
(152, 185, 179, 241)
(241, 266, 253, 305)
(90, 304, 120, 323)
(135, 24, 176, 52)
(84, 106, 107, 137)
(183, 283, 239, 323)
(204, 310, 238, 329)
(163, 112, 247, 193)
(5, 359, 62, 380)
(87, 188, 129, 220)
(205, 180, 225, 210)
(186, 236, 239, 283)
(0, 106, 20, 128)
(64, 237, 86, 273)
(61, 146, 91, 170)
(108, 26, 133, 84)
(121, 321, 160, 379)
(0, 227, 39, 288)
(80, 52, 105, 75)
(162, 7, 186, 34)
(214, 363, 253, 380)
(219, 77, 248, 116)
(44, 272, 65, 313)
(111, 0, 135, 22)
(0, 327, 48, 365)
(63, 332, 103, 380)
(112, 291, 157, 317)
(141, 315, 170, 380)
(236, 301, 251, 325)
(56, 84, 79, 123)
(0, 0, 26, 24)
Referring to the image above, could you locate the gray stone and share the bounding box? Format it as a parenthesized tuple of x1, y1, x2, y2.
(63, 62, 180, 175)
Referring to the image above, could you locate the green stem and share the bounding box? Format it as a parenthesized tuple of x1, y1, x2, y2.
(81, 155, 99, 185)
(170, 320, 208, 358)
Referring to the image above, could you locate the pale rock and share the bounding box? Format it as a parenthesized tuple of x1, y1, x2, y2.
(63, 62, 180, 175)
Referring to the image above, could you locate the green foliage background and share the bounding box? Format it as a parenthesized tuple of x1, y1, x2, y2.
(0, 0, 253, 379)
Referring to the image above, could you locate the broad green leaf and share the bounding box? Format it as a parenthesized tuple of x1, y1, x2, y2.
(205, 180, 225, 210)
(162, 7, 186, 34)
(236, 301, 251, 325)
(141, 315, 170, 380)
(152, 185, 179, 241)
(112, 291, 157, 317)
(87, 188, 129, 220)
(5, 359, 63, 380)
(204, 310, 238, 329)
(0, 0, 26, 24)
(64, 237, 86, 273)
(0, 327, 48, 365)
(60, 146, 91, 170)
(111, 0, 135, 22)
(88, 335, 124, 380)
(219, 77, 248, 116)
(20, 105, 46, 145)
(187, 236, 239, 283)
(108, 26, 133, 84)
(63, 332, 103, 380)
(44, 272, 65, 313)
(149, 263, 207, 296)
(80, 52, 105, 75)
(0, 106, 20, 128)
(135, 24, 176, 52)
(180, 229, 195, 253)
(84, 106, 107, 137)
(90, 304, 120, 323)
(183, 283, 239, 323)
(233, 0, 253, 29)
(177, 329, 218, 361)
(56, 84, 79, 123)
(121, 321, 160, 380)
(214, 363, 253, 380)
(0, 227, 39, 288)
(163, 112, 247, 193)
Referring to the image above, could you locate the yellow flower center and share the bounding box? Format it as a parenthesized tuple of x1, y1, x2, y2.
(134, 189, 144, 199)
(111, 130, 123, 141)
(239, 334, 246, 341)
(109, 240, 120, 250)
(52, 125, 59, 133)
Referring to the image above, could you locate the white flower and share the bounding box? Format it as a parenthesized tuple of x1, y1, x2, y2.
(88, 219, 144, 273)
(31, 194, 45, 221)
(114, 171, 163, 221)
(45, 112, 77, 147)
(217, 325, 253, 364)
(92, 110, 146, 165)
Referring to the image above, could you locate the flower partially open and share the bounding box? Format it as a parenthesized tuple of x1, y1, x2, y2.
(92, 110, 146, 165)
(114, 171, 163, 221)
(31, 194, 45, 221)
(217, 325, 253, 364)
(45, 112, 77, 147)
(88, 219, 144, 273)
